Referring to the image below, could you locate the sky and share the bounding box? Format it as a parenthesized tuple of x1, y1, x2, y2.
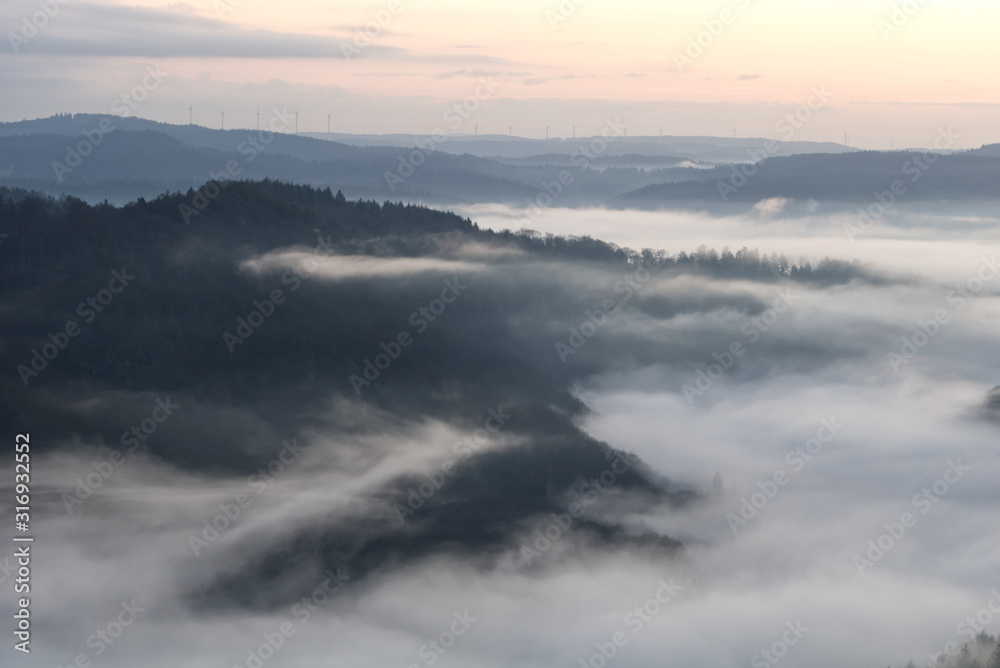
(2, 0, 999, 148)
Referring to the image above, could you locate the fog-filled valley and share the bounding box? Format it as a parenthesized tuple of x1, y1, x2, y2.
(3, 1, 1000, 663)
(2, 177, 999, 667)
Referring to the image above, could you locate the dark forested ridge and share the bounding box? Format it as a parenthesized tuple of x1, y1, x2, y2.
(1, 178, 876, 425)
(2, 180, 902, 606)
(4, 181, 683, 607)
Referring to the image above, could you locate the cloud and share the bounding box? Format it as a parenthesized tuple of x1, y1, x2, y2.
(751, 196, 790, 218)
(3, 2, 405, 58)
(5, 188, 1000, 668)
(737, 74, 762, 80)
(433, 69, 527, 79)
(3, 2, 505, 62)
(161, 2, 200, 15)
(239, 250, 486, 280)
(522, 74, 595, 86)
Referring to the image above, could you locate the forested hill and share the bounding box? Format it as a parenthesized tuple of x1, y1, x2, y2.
(0, 179, 939, 608)
(0, 116, 710, 205)
(5, 115, 1000, 212)
(613, 149, 1000, 208)
(3, 180, 690, 603)
(0, 177, 897, 470)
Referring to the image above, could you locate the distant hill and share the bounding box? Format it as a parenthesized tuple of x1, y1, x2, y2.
(612, 150, 1000, 208)
(0, 128, 538, 203)
(0, 113, 364, 160)
(0, 114, 719, 205)
(967, 143, 1000, 157)
(3, 115, 1000, 210)
(300, 130, 856, 162)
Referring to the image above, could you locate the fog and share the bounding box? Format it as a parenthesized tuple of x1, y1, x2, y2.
(5, 199, 999, 668)
(456, 202, 1000, 285)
